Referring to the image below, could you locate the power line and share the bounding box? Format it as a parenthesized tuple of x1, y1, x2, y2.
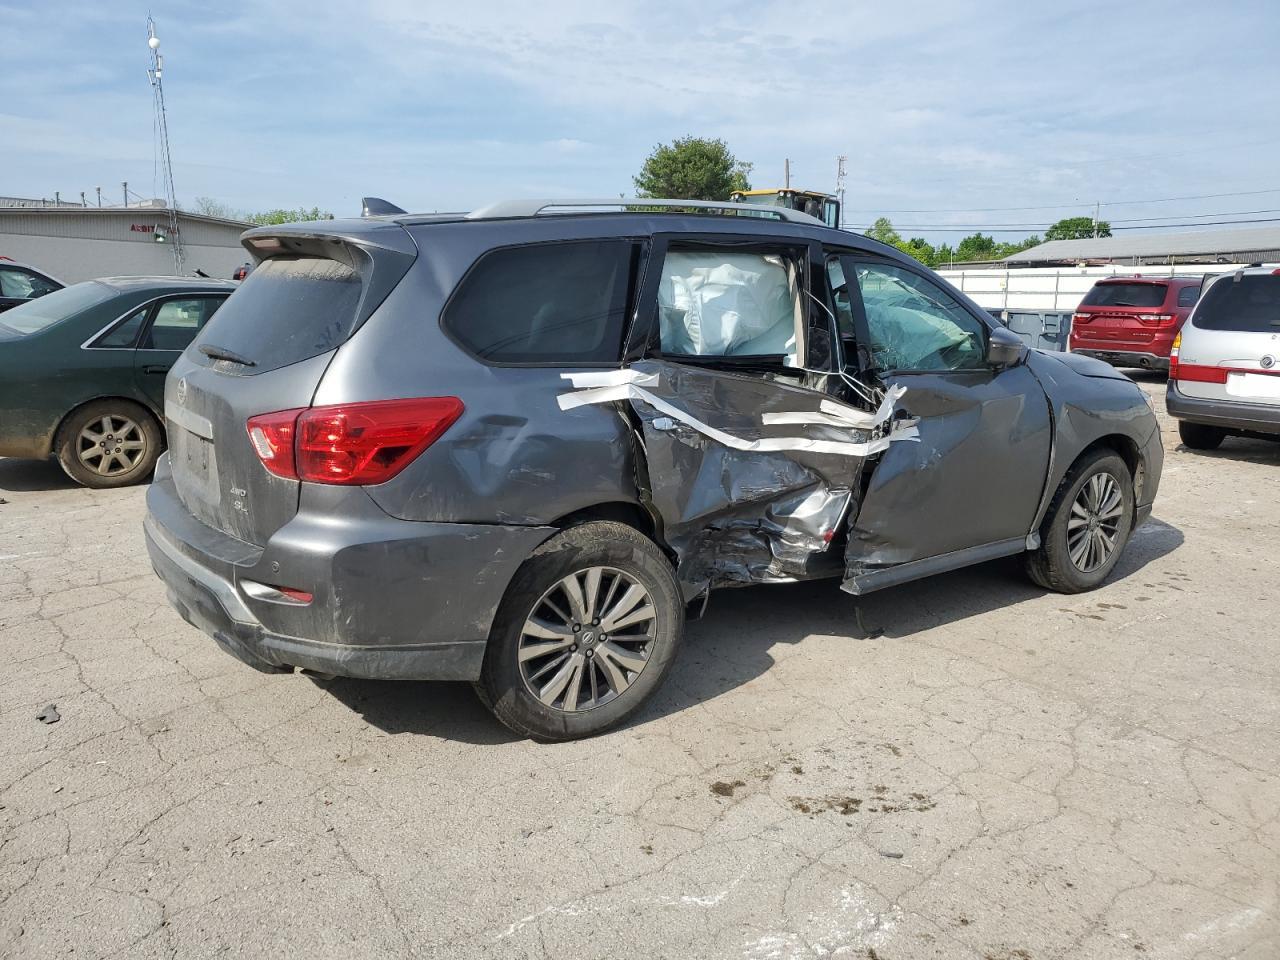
(845, 186, 1280, 215)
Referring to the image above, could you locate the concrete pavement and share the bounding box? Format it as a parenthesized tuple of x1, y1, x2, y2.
(1, 377, 1277, 959)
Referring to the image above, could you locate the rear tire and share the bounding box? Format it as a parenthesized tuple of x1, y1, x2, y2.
(477, 521, 683, 742)
(1178, 421, 1226, 451)
(56, 399, 163, 489)
(1025, 449, 1135, 594)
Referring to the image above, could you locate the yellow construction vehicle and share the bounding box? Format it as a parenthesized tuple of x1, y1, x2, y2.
(730, 188, 841, 229)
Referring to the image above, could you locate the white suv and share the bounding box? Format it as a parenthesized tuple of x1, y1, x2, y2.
(1167, 266, 1280, 449)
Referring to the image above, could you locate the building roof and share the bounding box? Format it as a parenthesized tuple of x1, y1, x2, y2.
(0, 205, 252, 230)
(1005, 226, 1280, 264)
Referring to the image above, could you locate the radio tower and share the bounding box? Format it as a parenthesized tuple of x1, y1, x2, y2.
(147, 17, 184, 272)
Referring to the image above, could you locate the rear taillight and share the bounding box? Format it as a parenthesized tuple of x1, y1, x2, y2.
(1136, 313, 1176, 326)
(1072, 312, 1091, 324)
(246, 408, 304, 479)
(1173, 364, 1228, 384)
(1168, 332, 1180, 378)
(247, 397, 464, 485)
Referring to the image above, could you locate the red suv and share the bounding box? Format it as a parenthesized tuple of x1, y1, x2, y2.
(1069, 276, 1202, 372)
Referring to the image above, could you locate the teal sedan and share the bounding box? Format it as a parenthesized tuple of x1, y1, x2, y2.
(0, 276, 237, 487)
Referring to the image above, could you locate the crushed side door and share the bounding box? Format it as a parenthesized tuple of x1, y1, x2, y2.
(558, 362, 911, 595)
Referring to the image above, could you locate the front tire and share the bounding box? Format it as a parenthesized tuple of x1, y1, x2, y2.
(477, 521, 683, 741)
(56, 399, 163, 489)
(1025, 449, 1135, 594)
(1178, 421, 1226, 450)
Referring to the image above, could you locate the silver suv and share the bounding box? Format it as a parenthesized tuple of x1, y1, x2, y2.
(145, 199, 1163, 740)
(1167, 266, 1280, 449)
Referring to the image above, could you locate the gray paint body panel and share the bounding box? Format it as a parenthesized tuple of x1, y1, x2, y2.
(145, 210, 1165, 681)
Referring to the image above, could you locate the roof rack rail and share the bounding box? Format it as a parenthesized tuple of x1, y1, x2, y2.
(463, 198, 827, 227)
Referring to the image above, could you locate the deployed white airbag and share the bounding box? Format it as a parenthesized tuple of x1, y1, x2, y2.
(658, 251, 798, 360)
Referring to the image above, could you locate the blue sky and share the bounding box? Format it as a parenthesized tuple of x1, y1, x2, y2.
(3, 1, 1278, 243)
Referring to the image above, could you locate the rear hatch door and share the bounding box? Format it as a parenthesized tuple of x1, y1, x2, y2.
(164, 222, 416, 545)
(1179, 273, 1280, 405)
(1076, 280, 1170, 345)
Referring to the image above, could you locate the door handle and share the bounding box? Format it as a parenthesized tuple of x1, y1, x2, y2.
(142, 364, 168, 374)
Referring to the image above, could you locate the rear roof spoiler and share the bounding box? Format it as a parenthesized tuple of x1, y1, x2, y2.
(361, 197, 407, 217)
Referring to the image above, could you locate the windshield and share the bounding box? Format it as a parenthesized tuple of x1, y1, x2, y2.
(0, 281, 115, 336)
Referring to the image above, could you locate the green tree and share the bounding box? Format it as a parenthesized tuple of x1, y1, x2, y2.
(896, 236, 937, 267)
(1045, 216, 1110, 240)
(633, 136, 752, 200)
(864, 216, 902, 246)
(956, 232, 999, 262)
(245, 206, 335, 225)
(191, 198, 335, 224)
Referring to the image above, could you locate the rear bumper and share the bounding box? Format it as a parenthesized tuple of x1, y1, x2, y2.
(145, 457, 555, 681)
(1072, 348, 1169, 371)
(1165, 385, 1280, 435)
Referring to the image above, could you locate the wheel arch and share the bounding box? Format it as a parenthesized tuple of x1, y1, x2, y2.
(1071, 433, 1145, 503)
(52, 394, 166, 453)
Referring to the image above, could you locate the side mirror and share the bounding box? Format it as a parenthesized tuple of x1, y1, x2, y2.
(987, 325, 1027, 368)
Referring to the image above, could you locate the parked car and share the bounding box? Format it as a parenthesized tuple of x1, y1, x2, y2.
(0, 276, 237, 487)
(0, 258, 63, 313)
(1167, 266, 1280, 449)
(1069, 275, 1203, 371)
(145, 199, 1163, 740)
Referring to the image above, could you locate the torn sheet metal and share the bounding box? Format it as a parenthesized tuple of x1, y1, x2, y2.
(559, 360, 913, 591)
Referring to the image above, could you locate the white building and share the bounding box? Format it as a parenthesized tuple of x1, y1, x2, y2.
(0, 205, 249, 283)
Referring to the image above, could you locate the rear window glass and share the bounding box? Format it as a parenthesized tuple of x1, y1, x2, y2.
(443, 240, 636, 363)
(1177, 285, 1202, 307)
(192, 257, 361, 373)
(0, 281, 115, 336)
(1192, 275, 1280, 333)
(1082, 282, 1167, 308)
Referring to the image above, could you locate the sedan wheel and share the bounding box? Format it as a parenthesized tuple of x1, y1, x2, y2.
(56, 399, 163, 489)
(77, 415, 149, 478)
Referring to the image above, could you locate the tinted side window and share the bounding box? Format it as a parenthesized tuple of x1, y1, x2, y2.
(142, 297, 225, 350)
(853, 261, 987, 372)
(95, 306, 149, 348)
(444, 241, 637, 363)
(1177, 285, 1202, 307)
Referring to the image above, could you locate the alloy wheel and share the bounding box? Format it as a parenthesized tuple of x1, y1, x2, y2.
(77, 415, 148, 477)
(518, 566, 656, 713)
(1067, 472, 1124, 573)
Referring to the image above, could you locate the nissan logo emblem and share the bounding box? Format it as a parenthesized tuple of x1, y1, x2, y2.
(1262, 355, 1276, 370)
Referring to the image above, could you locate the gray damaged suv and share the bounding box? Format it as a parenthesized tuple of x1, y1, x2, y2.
(145, 199, 1163, 740)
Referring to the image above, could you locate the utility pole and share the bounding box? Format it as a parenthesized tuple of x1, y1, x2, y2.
(1093, 200, 1101, 238)
(835, 155, 848, 229)
(122, 181, 128, 206)
(784, 158, 791, 190)
(80, 191, 87, 207)
(95, 186, 102, 207)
